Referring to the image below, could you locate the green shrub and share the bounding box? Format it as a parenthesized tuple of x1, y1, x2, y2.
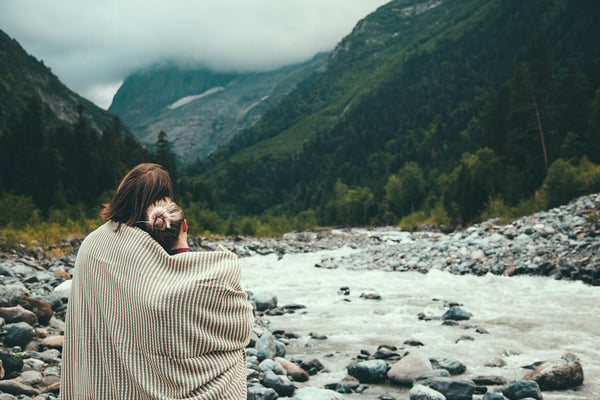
(0, 193, 38, 228)
(539, 159, 585, 208)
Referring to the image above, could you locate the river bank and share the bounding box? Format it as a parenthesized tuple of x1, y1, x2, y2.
(0, 193, 599, 399)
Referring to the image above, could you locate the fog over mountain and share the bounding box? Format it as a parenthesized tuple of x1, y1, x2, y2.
(0, 0, 389, 108)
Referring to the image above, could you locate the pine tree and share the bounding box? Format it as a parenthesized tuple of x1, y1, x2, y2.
(155, 130, 177, 182)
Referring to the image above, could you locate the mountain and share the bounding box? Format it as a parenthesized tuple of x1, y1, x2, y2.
(182, 0, 600, 224)
(0, 30, 114, 133)
(108, 54, 327, 162)
(0, 29, 153, 215)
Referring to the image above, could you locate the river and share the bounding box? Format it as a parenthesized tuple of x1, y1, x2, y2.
(240, 246, 600, 399)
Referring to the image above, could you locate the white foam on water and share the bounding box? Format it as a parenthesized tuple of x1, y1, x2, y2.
(241, 248, 600, 399)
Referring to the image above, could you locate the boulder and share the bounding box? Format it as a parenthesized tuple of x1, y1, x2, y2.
(247, 382, 279, 400)
(347, 359, 388, 383)
(442, 306, 471, 321)
(416, 369, 451, 381)
(433, 358, 467, 375)
(15, 370, 43, 388)
(275, 357, 309, 382)
(522, 352, 584, 390)
(256, 332, 277, 361)
(275, 340, 286, 357)
(53, 279, 72, 299)
(262, 370, 295, 397)
(0, 379, 39, 396)
(18, 296, 53, 325)
(373, 345, 402, 360)
(501, 380, 542, 400)
(3, 321, 35, 348)
(472, 376, 508, 386)
(482, 393, 508, 400)
(258, 359, 286, 375)
(0, 352, 23, 377)
(0, 285, 27, 307)
(388, 351, 433, 386)
(290, 387, 344, 400)
(251, 291, 278, 312)
(325, 375, 360, 393)
(420, 377, 476, 400)
(300, 358, 325, 375)
(0, 305, 37, 325)
(410, 384, 447, 400)
(40, 335, 64, 350)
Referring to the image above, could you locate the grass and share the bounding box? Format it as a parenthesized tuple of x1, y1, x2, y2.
(0, 218, 100, 258)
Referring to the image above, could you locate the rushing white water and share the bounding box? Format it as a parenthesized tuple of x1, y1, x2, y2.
(240, 247, 600, 400)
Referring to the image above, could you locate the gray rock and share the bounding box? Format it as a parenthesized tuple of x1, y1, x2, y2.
(0, 379, 39, 396)
(434, 358, 466, 375)
(501, 380, 542, 400)
(250, 291, 278, 312)
(29, 349, 61, 364)
(442, 306, 471, 321)
(416, 369, 451, 381)
(256, 332, 277, 361)
(300, 358, 325, 375)
(275, 340, 286, 357)
(262, 369, 295, 397)
(410, 384, 447, 400)
(247, 382, 279, 400)
(472, 376, 508, 386)
(290, 387, 344, 400)
(258, 359, 286, 375)
(15, 370, 43, 388)
(0, 284, 27, 307)
(347, 359, 388, 383)
(0, 352, 23, 377)
(420, 377, 476, 400)
(324, 375, 360, 394)
(3, 322, 35, 348)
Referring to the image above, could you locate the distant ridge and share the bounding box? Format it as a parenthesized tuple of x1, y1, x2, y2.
(109, 54, 327, 162)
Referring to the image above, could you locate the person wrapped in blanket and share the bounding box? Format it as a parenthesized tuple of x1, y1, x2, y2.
(60, 163, 253, 400)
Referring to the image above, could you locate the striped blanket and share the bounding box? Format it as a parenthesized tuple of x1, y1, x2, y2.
(60, 221, 253, 399)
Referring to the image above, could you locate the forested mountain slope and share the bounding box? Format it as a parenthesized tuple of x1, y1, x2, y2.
(182, 0, 600, 226)
(0, 29, 153, 216)
(0, 30, 113, 133)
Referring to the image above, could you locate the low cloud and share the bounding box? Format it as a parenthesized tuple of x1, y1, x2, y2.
(0, 0, 389, 108)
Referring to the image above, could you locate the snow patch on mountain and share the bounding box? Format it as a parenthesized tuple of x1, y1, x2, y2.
(167, 87, 225, 109)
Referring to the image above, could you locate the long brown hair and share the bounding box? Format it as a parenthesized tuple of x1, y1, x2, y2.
(144, 198, 184, 251)
(101, 163, 173, 228)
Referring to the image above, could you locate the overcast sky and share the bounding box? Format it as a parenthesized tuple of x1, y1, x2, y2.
(0, 0, 389, 109)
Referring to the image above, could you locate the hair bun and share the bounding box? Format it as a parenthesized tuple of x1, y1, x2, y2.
(147, 205, 171, 231)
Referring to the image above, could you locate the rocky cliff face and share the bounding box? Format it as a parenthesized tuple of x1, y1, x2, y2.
(108, 54, 327, 162)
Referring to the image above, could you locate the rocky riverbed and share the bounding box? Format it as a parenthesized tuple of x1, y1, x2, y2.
(0, 193, 599, 399)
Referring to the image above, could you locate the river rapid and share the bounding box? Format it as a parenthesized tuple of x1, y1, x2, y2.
(240, 247, 600, 400)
